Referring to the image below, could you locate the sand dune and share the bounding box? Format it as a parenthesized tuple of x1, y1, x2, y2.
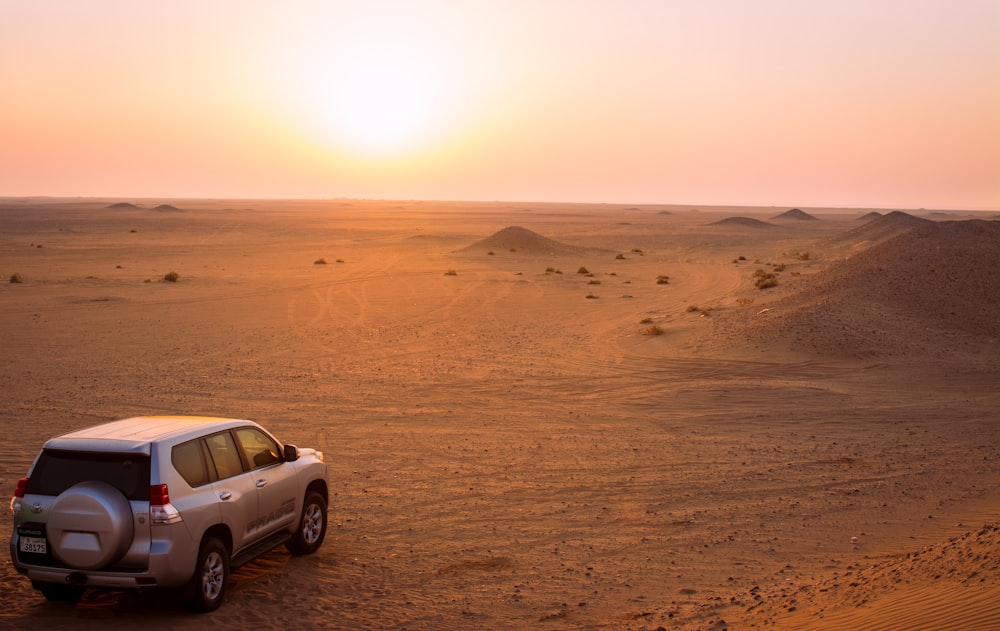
(772, 208, 819, 221)
(0, 200, 996, 630)
(710, 216, 775, 228)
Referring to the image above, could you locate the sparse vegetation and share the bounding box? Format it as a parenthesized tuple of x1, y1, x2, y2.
(656, 275, 670, 285)
(738, 255, 746, 261)
(163, 271, 180, 282)
(444, 269, 457, 276)
(585, 293, 599, 299)
(336, 259, 345, 263)
(631, 248, 644, 254)
(615, 253, 626, 260)
(10, 273, 24, 284)
(588, 279, 601, 285)
(639, 317, 653, 324)
(642, 325, 665, 336)
(314, 258, 327, 265)
(753, 269, 778, 289)
(736, 297, 755, 307)
(774, 263, 786, 272)
(686, 305, 700, 313)
(577, 266, 590, 274)
(487, 251, 495, 255)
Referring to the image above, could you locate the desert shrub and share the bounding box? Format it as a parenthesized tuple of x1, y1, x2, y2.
(736, 297, 755, 307)
(798, 251, 811, 261)
(639, 317, 653, 324)
(545, 267, 555, 273)
(585, 293, 599, 299)
(774, 263, 786, 272)
(314, 258, 327, 265)
(631, 248, 643, 254)
(10, 273, 24, 284)
(163, 271, 180, 282)
(686, 305, 700, 312)
(738, 255, 746, 261)
(753, 269, 778, 289)
(487, 251, 495, 255)
(615, 253, 626, 260)
(656, 275, 670, 285)
(577, 266, 590, 274)
(588, 279, 601, 285)
(642, 325, 665, 336)
(444, 269, 457, 276)
(509, 248, 516, 253)
(336, 259, 345, 263)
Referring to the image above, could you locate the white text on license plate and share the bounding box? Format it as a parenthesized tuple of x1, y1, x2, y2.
(19, 537, 46, 554)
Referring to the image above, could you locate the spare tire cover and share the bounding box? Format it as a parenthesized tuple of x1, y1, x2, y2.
(48, 481, 135, 570)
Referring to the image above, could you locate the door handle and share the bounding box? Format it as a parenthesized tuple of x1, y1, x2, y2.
(219, 491, 232, 500)
(256, 479, 267, 488)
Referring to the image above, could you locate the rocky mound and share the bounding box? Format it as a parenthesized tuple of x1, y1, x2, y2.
(730, 219, 1000, 359)
(106, 202, 139, 209)
(462, 226, 583, 256)
(831, 210, 931, 247)
(152, 204, 181, 212)
(710, 217, 774, 228)
(857, 211, 883, 222)
(771, 208, 818, 221)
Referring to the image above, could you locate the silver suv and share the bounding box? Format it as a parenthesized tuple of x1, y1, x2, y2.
(9, 416, 329, 612)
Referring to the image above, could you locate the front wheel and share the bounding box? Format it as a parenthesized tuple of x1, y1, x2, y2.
(287, 490, 327, 554)
(185, 536, 229, 612)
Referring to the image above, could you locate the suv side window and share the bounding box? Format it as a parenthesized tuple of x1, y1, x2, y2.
(234, 427, 282, 470)
(205, 432, 245, 480)
(172, 439, 211, 488)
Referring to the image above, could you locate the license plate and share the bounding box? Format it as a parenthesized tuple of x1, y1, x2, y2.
(19, 536, 47, 554)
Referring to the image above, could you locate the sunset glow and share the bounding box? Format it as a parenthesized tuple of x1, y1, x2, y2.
(0, 1, 997, 208)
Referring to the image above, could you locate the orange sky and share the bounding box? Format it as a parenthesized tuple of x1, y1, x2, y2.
(1, 1, 998, 209)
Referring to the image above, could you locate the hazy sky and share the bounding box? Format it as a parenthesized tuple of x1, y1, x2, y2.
(1, 1, 998, 209)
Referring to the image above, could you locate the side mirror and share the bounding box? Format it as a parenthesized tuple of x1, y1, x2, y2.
(283, 444, 300, 462)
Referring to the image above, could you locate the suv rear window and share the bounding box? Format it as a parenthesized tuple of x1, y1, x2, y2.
(25, 450, 151, 501)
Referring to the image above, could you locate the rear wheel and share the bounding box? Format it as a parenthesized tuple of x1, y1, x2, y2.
(185, 537, 229, 612)
(287, 491, 327, 554)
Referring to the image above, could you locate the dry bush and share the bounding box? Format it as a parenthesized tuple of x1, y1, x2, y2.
(639, 317, 653, 324)
(444, 269, 457, 276)
(753, 269, 778, 289)
(642, 325, 665, 336)
(774, 263, 786, 272)
(314, 258, 327, 265)
(686, 305, 700, 312)
(336, 259, 345, 263)
(631, 248, 644, 254)
(487, 251, 495, 255)
(163, 271, 180, 282)
(736, 297, 755, 307)
(656, 275, 670, 285)
(585, 293, 599, 299)
(615, 253, 626, 260)
(588, 279, 601, 285)
(10, 273, 24, 284)
(577, 266, 590, 274)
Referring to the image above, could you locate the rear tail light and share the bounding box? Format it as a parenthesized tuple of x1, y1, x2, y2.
(10, 477, 28, 513)
(149, 484, 183, 524)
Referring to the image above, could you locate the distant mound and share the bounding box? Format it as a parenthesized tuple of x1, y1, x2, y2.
(657, 210, 673, 215)
(152, 204, 181, 212)
(857, 211, 883, 222)
(106, 202, 139, 209)
(771, 208, 818, 221)
(710, 217, 774, 228)
(730, 219, 1000, 359)
(830, 210, 932, 247)
(462, 226, 583, 256)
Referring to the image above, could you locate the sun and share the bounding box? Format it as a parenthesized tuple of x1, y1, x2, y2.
(297, 44, 456, 158)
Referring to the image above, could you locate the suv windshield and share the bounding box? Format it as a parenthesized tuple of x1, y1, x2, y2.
(25, 450, 151, 501)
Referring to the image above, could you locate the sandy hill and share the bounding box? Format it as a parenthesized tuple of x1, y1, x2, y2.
(106, 202, 139, 209)
(772, 208, 818, 221)
(729, 219, 1000, 359)
(858, 210, 883, 222)
(152, 204, 182, 212)
(710, 216, 774, 228)
(831, 210, 932, 247)
(462, 225, 584, 255)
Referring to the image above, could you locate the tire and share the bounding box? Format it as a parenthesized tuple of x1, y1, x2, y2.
(185, 537, 229, 613)
(38, 583, 85, 603)
(287, 491, 327, 555)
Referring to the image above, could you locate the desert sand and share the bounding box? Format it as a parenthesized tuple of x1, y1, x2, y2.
(0, 199, 997, 630)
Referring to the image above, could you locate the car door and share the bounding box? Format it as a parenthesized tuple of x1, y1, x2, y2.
(203, 431, 259, 552)
(232, 427, 299, 538)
